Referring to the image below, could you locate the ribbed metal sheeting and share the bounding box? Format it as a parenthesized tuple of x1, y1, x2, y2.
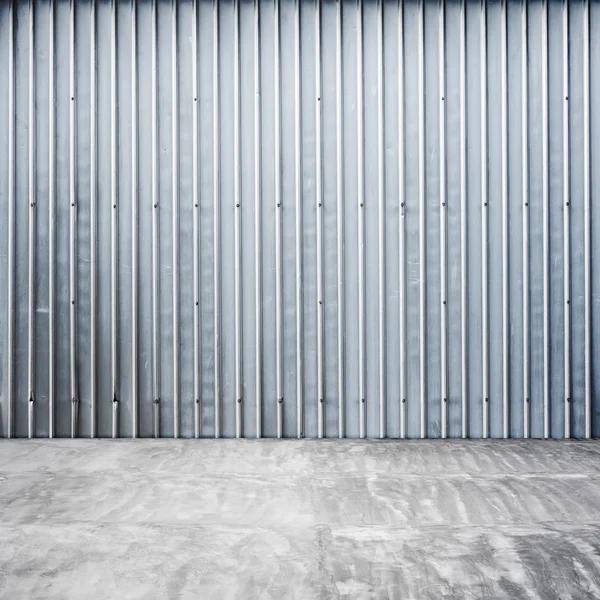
(0, 0, 598, 439)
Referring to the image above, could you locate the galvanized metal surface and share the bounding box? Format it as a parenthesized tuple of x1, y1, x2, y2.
(0, 0, 598, 438)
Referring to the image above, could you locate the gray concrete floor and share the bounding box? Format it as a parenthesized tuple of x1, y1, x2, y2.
(1, 440, 600, 599)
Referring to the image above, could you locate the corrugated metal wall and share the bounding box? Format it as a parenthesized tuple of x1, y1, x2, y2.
(0, 0, 598, 439)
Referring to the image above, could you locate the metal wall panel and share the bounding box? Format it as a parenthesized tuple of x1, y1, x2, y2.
(0, 0, 598, 438)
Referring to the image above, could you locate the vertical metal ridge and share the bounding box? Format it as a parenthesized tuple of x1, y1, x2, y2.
(172, 0, 180, 439)
(27, 0, 36, 440)
(336, 0, 345, 439)
(90, 0, 97, 439)
(254, 0, 263, 439)
(69, 0, 78, 438)
(501, 0, 509, 438)
(583, 0, 591, 439)
(357, 0, 366, 439)
(213, 0, 222, 438)
(541, 0, 550, 438)
(377, 0, 386, 439)
(315, 0, 324, 439)
(151, 0, 160, 439)
(439, 0, 447, 439)
(295, 0, 304, 438)
(562, 0, 570, 439)
(48, 0, 55, 439)
(522, 0, 530, 439)
(234, 0, 242, 439)
(111, 0, 119, 438)
(481, 0, 489, 439)
(192, 0, 201, 439)
(131, 0, 139, 439)
(418, 0, 426, 439)
(6, 0, 15, 439)
(275, 0, 284, 439)
(459, 0, 468, 439)
(399, 0, 406, 439)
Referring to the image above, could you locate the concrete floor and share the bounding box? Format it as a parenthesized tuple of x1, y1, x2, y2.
(1, 440, 600, 599)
